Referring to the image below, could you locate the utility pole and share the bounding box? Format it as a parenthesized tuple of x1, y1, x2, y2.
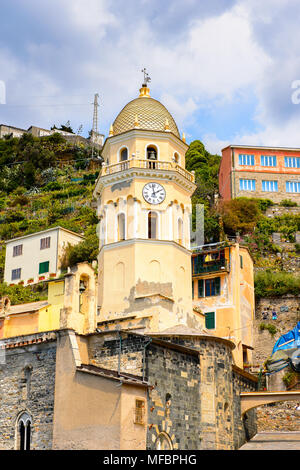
(91, 93, 99, 158)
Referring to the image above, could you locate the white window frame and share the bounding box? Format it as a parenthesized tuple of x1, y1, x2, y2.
(144, 143, 160, 161)
(118, 145, 129, 162)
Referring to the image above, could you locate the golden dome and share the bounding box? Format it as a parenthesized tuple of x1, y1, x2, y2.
(112, 86, 180, 138)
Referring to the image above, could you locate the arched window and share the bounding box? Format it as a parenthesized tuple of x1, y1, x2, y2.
(120, 147, 128, 161)
(174, 152, 180, 164)
(79, 275, 89, 314)
(17, 412, 32, 450)
(155, 432, 173, 450)
(178, 218, 183, 245)
(146, 146, 158, 169)
(117, 213, 126, 241)
(148, 211, 158, 239)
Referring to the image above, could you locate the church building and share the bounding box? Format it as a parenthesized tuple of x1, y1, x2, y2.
(0, 79, 258, 450)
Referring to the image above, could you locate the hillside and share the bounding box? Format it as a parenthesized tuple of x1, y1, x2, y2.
(0, 132, 100, 303)
(0, 135, 299, 305)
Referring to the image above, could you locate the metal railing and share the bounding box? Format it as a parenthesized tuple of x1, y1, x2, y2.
(101, 158, 195, 182)
(192, 259, 229, 275)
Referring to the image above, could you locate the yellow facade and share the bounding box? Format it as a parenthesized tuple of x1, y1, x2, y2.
(0, 263, 97, 340)
(94, 85, 202, 333)
(192, 243, 254, 368)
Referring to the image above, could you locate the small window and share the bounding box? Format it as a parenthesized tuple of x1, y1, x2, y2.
(205, 277, 221, 297)
(198, 279, 204, 298)
(240, 255, 243, 269)
(178, 218, 183, 245)
(155, 433, 173, 450)
(238, 154, 254, 166)
(239, 179, 256, 191)
(192, 280, 194, 299)
(262, 180, 278, 192)
(39, 261, 49, 275)
(17, 412, 32, 451)
(148, 211, 157, 239)
(40, 237, 51, 250)
(134, 399, 145, 425)
(205, 312, 215, 330)
(120, 148, 128, 161)
(260, 155, 277, 167)
(12, 268, 21, 281)
(117, 213, 126, 241)
(13, 245, 23, 257)
(174, 152, 180, 164)
(286, 181, 300, 193)
(284, 156, 300, 168)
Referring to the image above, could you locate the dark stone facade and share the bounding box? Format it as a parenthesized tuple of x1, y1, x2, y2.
(87, 331, 257, 450)
(0, 333, 57, 450)
(0, 330, 257, 450)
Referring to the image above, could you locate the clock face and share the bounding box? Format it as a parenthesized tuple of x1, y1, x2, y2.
(142, 182, 166, 205)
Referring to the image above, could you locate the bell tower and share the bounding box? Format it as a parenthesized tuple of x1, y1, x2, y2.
(93, 79, 200, 332)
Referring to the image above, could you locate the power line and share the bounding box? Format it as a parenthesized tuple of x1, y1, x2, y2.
(2, 103, 92, 108)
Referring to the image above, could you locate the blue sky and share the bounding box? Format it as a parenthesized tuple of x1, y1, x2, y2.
(1, 0, 300, 153)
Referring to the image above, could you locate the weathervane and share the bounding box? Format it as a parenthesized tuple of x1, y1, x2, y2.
(141, 68, 151, 87)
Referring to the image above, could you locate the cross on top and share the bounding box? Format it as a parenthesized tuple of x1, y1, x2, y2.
(141, 68, 151, 86)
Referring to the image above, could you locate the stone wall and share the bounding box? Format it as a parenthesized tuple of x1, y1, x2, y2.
(146, 342, 200, 450)
(233, 171, 300, 204)
(253, 295, 300, 370)
(87, 332, 257, 450)
(232, 368, 257, 449)
(253, 295, 300, 431)
(88, 332, 149, 377)
(0, 333, 57, 450)
(266, 205, 300, 218)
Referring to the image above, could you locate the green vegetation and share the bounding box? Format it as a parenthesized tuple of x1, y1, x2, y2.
(255, 270, 300, 298)
(279, 199, 298, 207)
(0, 132, 93, 191)
(0, 132, 101, 294)
(0, 282, 47, 305)
(259, 322, 277, 336)
(186, 140, 221, 243)
(218, 198, 261, 236)
(60, 227, 99, 269)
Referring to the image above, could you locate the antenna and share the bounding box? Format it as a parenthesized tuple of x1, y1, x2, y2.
(91, 93, 99, 158)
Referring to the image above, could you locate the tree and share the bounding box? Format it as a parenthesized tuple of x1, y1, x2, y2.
(186, 140, 221, 207)
(218, 198, 261, 236)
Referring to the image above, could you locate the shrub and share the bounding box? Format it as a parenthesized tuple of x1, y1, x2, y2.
(280, 199, 298, 207)
(219, 198, 261, 235)
(0, 282, 48, 305)
(60, 232, 98, 269)
(255, 270, 300, 298)
(259, 323, 277, 336)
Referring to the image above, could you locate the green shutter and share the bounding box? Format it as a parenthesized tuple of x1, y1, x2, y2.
(198, 279, 204, 298)
(39, 261, 49, 274)
(205, 312, 215, 330)
(215, 277, 221, 295)
(240, 255, 243, 269)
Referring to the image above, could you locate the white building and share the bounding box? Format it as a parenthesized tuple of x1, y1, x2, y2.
(4, 227, 84, 285)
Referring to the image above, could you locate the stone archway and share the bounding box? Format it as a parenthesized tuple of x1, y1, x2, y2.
(240, 391, 300, 415)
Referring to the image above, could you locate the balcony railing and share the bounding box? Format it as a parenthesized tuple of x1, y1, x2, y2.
(101, 158, 195, 183)
(192, 259, 229, 276)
